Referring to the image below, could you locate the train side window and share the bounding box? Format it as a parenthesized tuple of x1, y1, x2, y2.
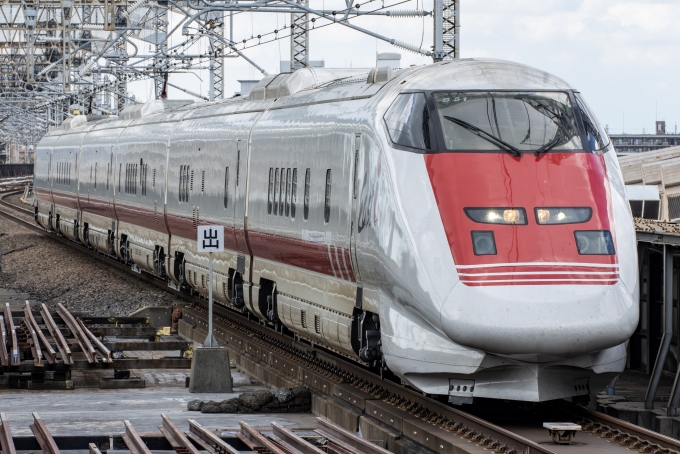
(274, 168, 280, 215)
(267, 168, 274, 214)
(324, 169, 332, 223)
(179, 165, 184, 202)
(285, 168, 291, 217)
(291, 168, 298, 219)
(186, 166, 190, 202)
(223, 167, 229, 209)
(279, 169, 286, 216)
(304, 168, 310, 220)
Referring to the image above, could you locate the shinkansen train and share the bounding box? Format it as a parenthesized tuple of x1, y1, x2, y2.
(33, 59, 639, 402)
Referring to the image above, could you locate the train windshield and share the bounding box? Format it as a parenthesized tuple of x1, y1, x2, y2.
(432, 92, 582, 153)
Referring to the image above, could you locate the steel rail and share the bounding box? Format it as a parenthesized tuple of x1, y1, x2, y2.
(77, 318, 112, 363)
(0, 316, 8, 367)
(555, 402, 680, 454)
(122, 420, 152, 454)
(41, 303, 73, 364)
(4, 303, 19, 365)
(187, 419, 241, 454)
(29, 413, 60, 454)
(159, 414, 200, 454)
(270, 422, 326, 454)
(237, 421, 288, 454)
(24, 301, 57, 364)
(56, 303, 97, 363)
(0, 413, 16, 454)
(21, 313, 44, 366)
(315, 417, 392, 454)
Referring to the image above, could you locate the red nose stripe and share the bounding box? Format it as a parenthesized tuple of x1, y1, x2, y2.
(457, 263, 619, 286)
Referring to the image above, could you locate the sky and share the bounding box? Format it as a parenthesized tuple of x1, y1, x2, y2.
(127, 0, 680, 135)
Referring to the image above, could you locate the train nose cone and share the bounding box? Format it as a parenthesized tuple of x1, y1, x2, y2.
(440, 282, 638, 358)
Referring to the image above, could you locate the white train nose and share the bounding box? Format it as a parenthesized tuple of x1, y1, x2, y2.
(440, 282, 638, 357)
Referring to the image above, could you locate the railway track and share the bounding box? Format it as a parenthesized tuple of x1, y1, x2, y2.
(2, 186, 680, 454)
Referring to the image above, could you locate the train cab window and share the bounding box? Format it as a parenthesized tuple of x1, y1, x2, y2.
(432, 91, 582, 153)
(384, 93, 433, 150)
(267, 168, 274, 214)
(285, 168, 291, 217)
(291, 168, 298, 219)
(575, 93, 610, 153)
(324, 169, 332, 223)
(223, 167, 230, 209)
(304, 169, 310, 220)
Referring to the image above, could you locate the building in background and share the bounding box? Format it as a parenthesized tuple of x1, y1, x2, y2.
(0, 143, 6, 164)
(611, 121, 680, 155)
(618, 145, 680, 222)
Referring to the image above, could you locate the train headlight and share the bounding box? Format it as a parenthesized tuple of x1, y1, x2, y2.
(471, 231, 497, 255)
(574, 231, 615, 255)
(465, 208, 527, 225)
(535, 207, 592, 225)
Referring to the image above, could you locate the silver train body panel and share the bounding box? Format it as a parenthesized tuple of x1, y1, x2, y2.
(33, 60, 639, 401)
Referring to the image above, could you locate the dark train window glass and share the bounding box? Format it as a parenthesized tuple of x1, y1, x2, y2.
(629, 200, 643, 217)
(324, 169, 332, 223)
(304, 168, 310, 220)
(179, 165, 184, 202)
(279, 169, 285, 216)
(643, 200, 660, 220)
(433, 91, 582, 153)
(267, 168, 274, 214)
(285, 168, 291, 217)
(575, 93, 610, 153)
(274, 168, 280, 215)
(291, 168, 298, 219)
(224, 167, 230, 209)
(384, 93, 433, 150)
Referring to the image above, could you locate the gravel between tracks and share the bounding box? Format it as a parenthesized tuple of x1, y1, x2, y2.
(0, 202, 181, 316)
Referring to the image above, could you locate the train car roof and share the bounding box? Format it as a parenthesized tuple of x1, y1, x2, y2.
(403, 58, 574, 91)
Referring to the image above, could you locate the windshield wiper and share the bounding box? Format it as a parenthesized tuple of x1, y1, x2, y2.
(534, 135, 562, 157)
(443, 116, 522, 157)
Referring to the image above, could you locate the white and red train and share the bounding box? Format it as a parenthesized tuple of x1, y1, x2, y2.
(34, 59, 639, 402)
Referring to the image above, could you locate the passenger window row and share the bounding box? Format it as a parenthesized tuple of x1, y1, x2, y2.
(125, 163, 138, 195)
(268, 167, 301, 218)
(55, 162, 71, 186)
(179, 165, 191, 202)
(266, 167, 331, 223)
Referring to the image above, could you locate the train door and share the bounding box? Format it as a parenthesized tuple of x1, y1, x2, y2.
(350, 133, 363, 284)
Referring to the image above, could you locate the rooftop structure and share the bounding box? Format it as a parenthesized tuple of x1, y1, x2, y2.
(612, 121, 680, 155)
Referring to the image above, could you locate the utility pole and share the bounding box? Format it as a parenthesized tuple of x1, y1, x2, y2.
(290, 0, 309, 71)
(433, 0, 459, 61)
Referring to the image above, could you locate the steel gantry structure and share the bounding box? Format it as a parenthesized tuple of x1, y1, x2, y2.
(0, 0, 459, 162)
